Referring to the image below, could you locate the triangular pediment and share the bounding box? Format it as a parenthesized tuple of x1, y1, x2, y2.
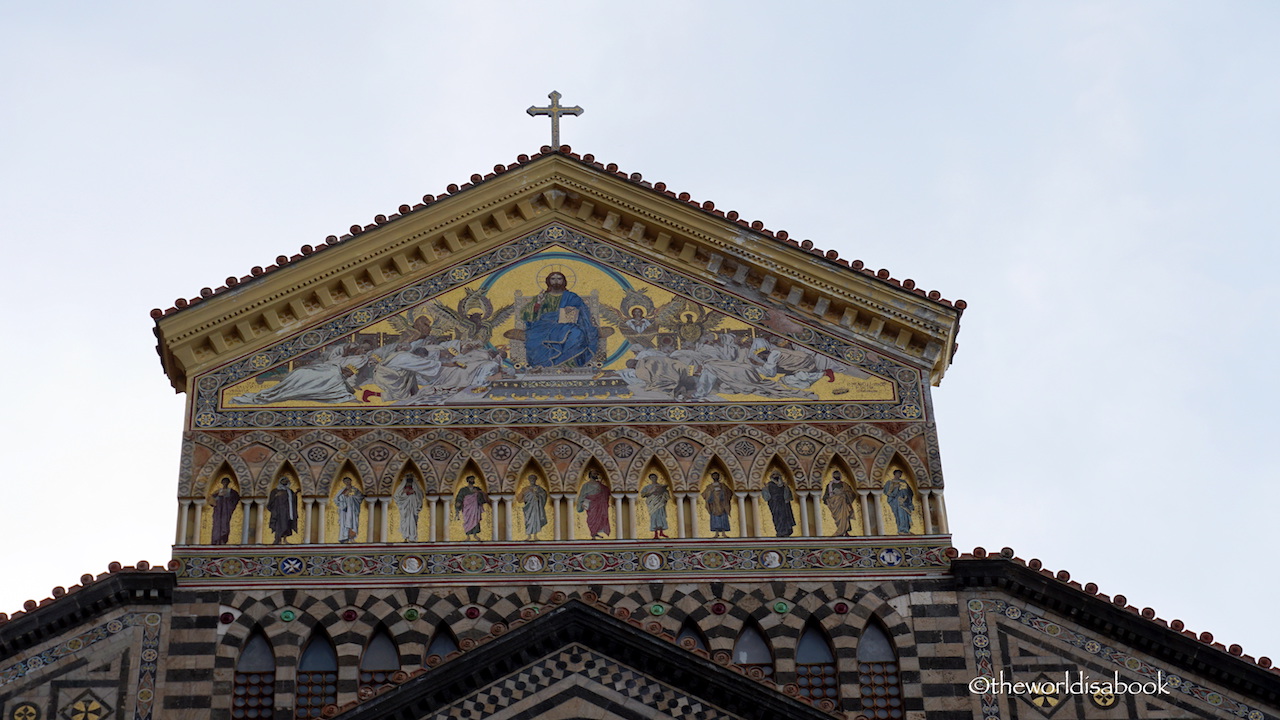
(188, 227, 926, 430)
(155, 152, 961, 396)
(331, 600, 836, 720)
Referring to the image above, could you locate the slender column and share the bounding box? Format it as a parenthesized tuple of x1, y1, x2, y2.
(869, 490, 884, 535)
(624, 493, 638, 539)
(920, 490, 934, 534)
(933, 491, 949, 533)
(857, 491, 872, 536)
(797, 492, 811, 537)
(255, 500, 267, 544)
(549, 494, 561, 540)
(808, 492, 823, 537)
(750, 496, 763, 537)
(675, 495, 686, 538)
(503, 497, 514, 541)
(427, 498, 439, 541)
(379, 498, 390, 542)
(176, 501, 191, 545)
(614, 494, 625, 539)
(735, 492, 748, 537)
(240, 500, 253, 544)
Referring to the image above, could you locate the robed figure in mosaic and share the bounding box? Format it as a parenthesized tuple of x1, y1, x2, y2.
(822, 470, 856, 537)
(883, 469, 915, 534)
(518, 474, 549, 540)
(761, 472, 796, 538)
(334, 477, 365, 543)
(702, 472, 732, 539)
(454, 476, 489, 540)
(267, 478, 298, 544)
(518, 271, 598, 368)
(576, 471, 612, 539)
(394, 480, 424, 542)
(210, 478, 240, 545)
(640, 474, 671, 539)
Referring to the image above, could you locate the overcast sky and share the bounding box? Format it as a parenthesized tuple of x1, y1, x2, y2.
(2, 2, 1277, 660)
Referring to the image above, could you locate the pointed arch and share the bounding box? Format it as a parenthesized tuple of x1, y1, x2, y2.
(675, 617, 709, 653)
(359, 624, 401, 692)
(296, 626, 338, 718)
(856, 619, 904, 719)
(233, 628, 276, 718)
(352, 428, 417, 494)
(317, 451, 375, 497)
(732, 618, 775, 679)
(796, 619, 839, 703)
(425, 621, 459, 659)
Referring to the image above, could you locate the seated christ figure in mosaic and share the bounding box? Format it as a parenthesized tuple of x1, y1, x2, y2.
(519, 271, 598, 368)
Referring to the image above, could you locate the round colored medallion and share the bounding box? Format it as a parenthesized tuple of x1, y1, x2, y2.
(280, 610, 296, 622)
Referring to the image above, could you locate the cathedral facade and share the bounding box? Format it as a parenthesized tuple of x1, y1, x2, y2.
(1, 148, 1275, 720)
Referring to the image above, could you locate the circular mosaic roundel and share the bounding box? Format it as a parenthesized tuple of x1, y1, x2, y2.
(305, 446, 331, 463)
(428, 445, 452, 462)
(553, 443, 575, 459)
(367, 446, 392, 462)
(10, 702, 39, 720)
(491, 444, 513, 461)
(732, 440, 755, 457)
(671, 442, 695, 458)
(612, 443, 635, 459)
(795, 440, 816, 456)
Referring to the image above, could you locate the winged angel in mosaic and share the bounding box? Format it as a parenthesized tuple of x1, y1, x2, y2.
(421, 288, 515, 346)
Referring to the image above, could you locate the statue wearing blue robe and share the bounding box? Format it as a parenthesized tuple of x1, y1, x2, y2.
(521, 272, 598, 368)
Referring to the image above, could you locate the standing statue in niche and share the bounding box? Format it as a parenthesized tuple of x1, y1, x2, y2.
(640, 473, 671, 539)
(453, 476, 489, 540)
(267, 478, 298, 545)
(702, 472, 733, 539)
(761, 471, 796, 537)
(576, 470, 612, 539)
(516, 272, 599, 368)
(519, 474, 549, 540)
(333, 477, 366, 544)
(210, 477, 240, 545)
(394, 480, 424, 542)
(822, 470, 856, 537)
(882, 469, 915, 534)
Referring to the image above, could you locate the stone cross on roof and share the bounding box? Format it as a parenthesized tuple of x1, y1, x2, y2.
(527, 91, 583, 148)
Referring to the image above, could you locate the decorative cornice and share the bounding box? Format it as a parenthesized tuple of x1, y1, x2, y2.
(153, 150, 963, 392)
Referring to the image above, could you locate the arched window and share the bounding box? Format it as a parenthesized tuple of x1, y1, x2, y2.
(796, 621, 838, 702)
(233, 630, 275, 719)
(856, 621, 903, 719)
(295, 629, 338, 719)
(359, 626, 400, 691)
(426, 622, 459, 658)
(732, 620, 774, 678)
(675, 618, 709, 652)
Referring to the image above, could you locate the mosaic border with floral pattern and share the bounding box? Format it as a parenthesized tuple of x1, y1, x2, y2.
(190, 225, 926, 430)
(174, 537, 950, 586)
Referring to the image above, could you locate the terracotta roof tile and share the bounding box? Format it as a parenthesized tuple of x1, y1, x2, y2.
(950, 546, 1276, 674)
